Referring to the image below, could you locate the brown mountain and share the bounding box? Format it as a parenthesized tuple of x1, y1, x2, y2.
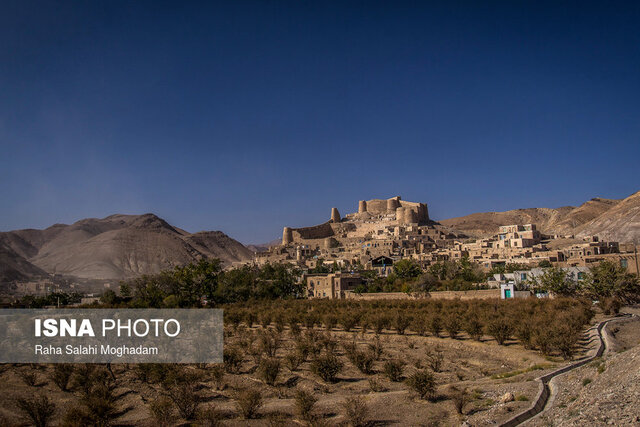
(0, 242, 47, 283)
(246, 238, 283, 253)
(576, 191, 640, 244)
(0, 214, 253, 281)
(441, 192, 640, 244)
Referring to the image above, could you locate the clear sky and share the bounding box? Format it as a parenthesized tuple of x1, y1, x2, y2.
(1, 1, 639, 243)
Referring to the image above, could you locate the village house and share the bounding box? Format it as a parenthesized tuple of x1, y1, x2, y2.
(305, 272, 363, 299)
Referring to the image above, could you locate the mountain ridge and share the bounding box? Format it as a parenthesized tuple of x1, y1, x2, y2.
(440, 192, 639, 244)
(0, 213, 253, 282)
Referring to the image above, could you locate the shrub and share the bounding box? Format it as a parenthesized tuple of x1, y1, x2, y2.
(304, 313, 317, 330)
(285, 350, 303, 371)
(342, 339, 358, 361)
(72, 364, 99, 396)
(149, 396, 177, 427)
(383, 359, 405, 382)
(260, 312, 272, 328)
(62, 406, 89, 426)
(532, 323, 554, 355)
(294, 388, 318, 422)
(515, 321, 533, 349)
(274, 313, 286, 334)
(311, 353, 343, 383)
(224, 347, 243, 374)
(428, 314, 442, 337)
(486, 317, 514, 345)
(320, 333, 338, 353)
(295, 339, 312, 362)
(51, 364, 74, 391)
(367, 336, 384, 360)
(80, 382, 119, 425)
(342, 396, 368, 427)
(210, 364, 225, 390)
(411, 316, 427, 336)
(368, 377, 387, 392)
(258, 329, 281, 357)
(16, 394, 56, 427)
(582, 378, 592, 386)
(324, 314, 338, 331)
(550, 322, 580, 360)
(464, 317, 483, 341)
(426, 347, 444, 372)
(289, 320, 302, 337)
(448, 385, 468, 413)
(372, 315, 390, 334)
(353, 350, 376, 375)
(601, 297, 622, 315)
(226, 310, 243, 330)
(444, 314, 461, 339)
(18, 369, 39, 387)
(341, 313, 359, 332)
(245, 312, 257, 328)
(394, 312, 411, 335)
(165, 372, 201, 420)
(198, 406, 223, 427)
(406, 369, 437, 400)
(235, 388, 263, 419)
(258, 357, 281, 386)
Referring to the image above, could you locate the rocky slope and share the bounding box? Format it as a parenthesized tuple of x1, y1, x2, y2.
(0, 242, 47, 283)
(0, 214, 252, 281)
(576, 191, 640, 245)
(441, 192, 640, 243)
(531, 315, 640, 426)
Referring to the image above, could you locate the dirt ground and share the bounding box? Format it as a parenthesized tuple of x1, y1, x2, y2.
(0, 319, 601, 427)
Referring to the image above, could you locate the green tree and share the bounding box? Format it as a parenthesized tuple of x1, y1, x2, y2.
(393, 259, 422, 279)
(583, 260, 640, 303)
(529, 266, 577, 296)
(99, 290, 118, 305)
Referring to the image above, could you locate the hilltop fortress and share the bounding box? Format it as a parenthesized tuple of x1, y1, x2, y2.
(257, 196, 463, 269)
(254, 195, 635, 282)
(282, 196, 430, 245)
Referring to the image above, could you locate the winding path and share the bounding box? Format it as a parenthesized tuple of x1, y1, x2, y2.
(499, 313, 632, 427)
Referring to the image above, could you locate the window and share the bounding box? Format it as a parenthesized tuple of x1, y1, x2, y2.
(577, 272, 585, 280)
(521, 273, 527, 280)
(620, 259, 628, 269)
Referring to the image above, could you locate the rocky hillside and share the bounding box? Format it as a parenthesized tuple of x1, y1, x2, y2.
(441, 191, 640, 243)
(0, 214, 253, 281)
(532, 315, 640, 426)
(576, 191, 640, 244)
(0, 242, 47, 283)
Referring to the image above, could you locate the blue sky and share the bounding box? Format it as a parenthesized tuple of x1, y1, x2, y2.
(1, 1, 639, 243)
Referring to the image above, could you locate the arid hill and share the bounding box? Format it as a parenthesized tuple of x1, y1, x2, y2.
(440, 192, 640, 243)
(576, 191, 640, 244)
(0, 242, 47, 283)
(0, 214, 252, 281)
(246, 238, 282, 253)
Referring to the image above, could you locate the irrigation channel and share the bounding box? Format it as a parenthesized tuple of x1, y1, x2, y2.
(499, 313, 633, 427)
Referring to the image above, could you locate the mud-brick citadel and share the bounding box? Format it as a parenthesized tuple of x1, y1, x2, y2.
(257, 196, 464, 270)
(254, 195, 638, 299)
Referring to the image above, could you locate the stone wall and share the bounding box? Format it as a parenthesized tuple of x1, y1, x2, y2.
(344, 289, 500, 300)
(292, 222, 335, 240)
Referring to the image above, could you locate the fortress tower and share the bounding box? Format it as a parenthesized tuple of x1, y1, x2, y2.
(396, 207, 405, 224)
(387, 197, 401, 213)
(406, 208, 419, 224)
(330, 207, 341, 222)
(282, 227, 293, 245)
(358, 200, 367, 213)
